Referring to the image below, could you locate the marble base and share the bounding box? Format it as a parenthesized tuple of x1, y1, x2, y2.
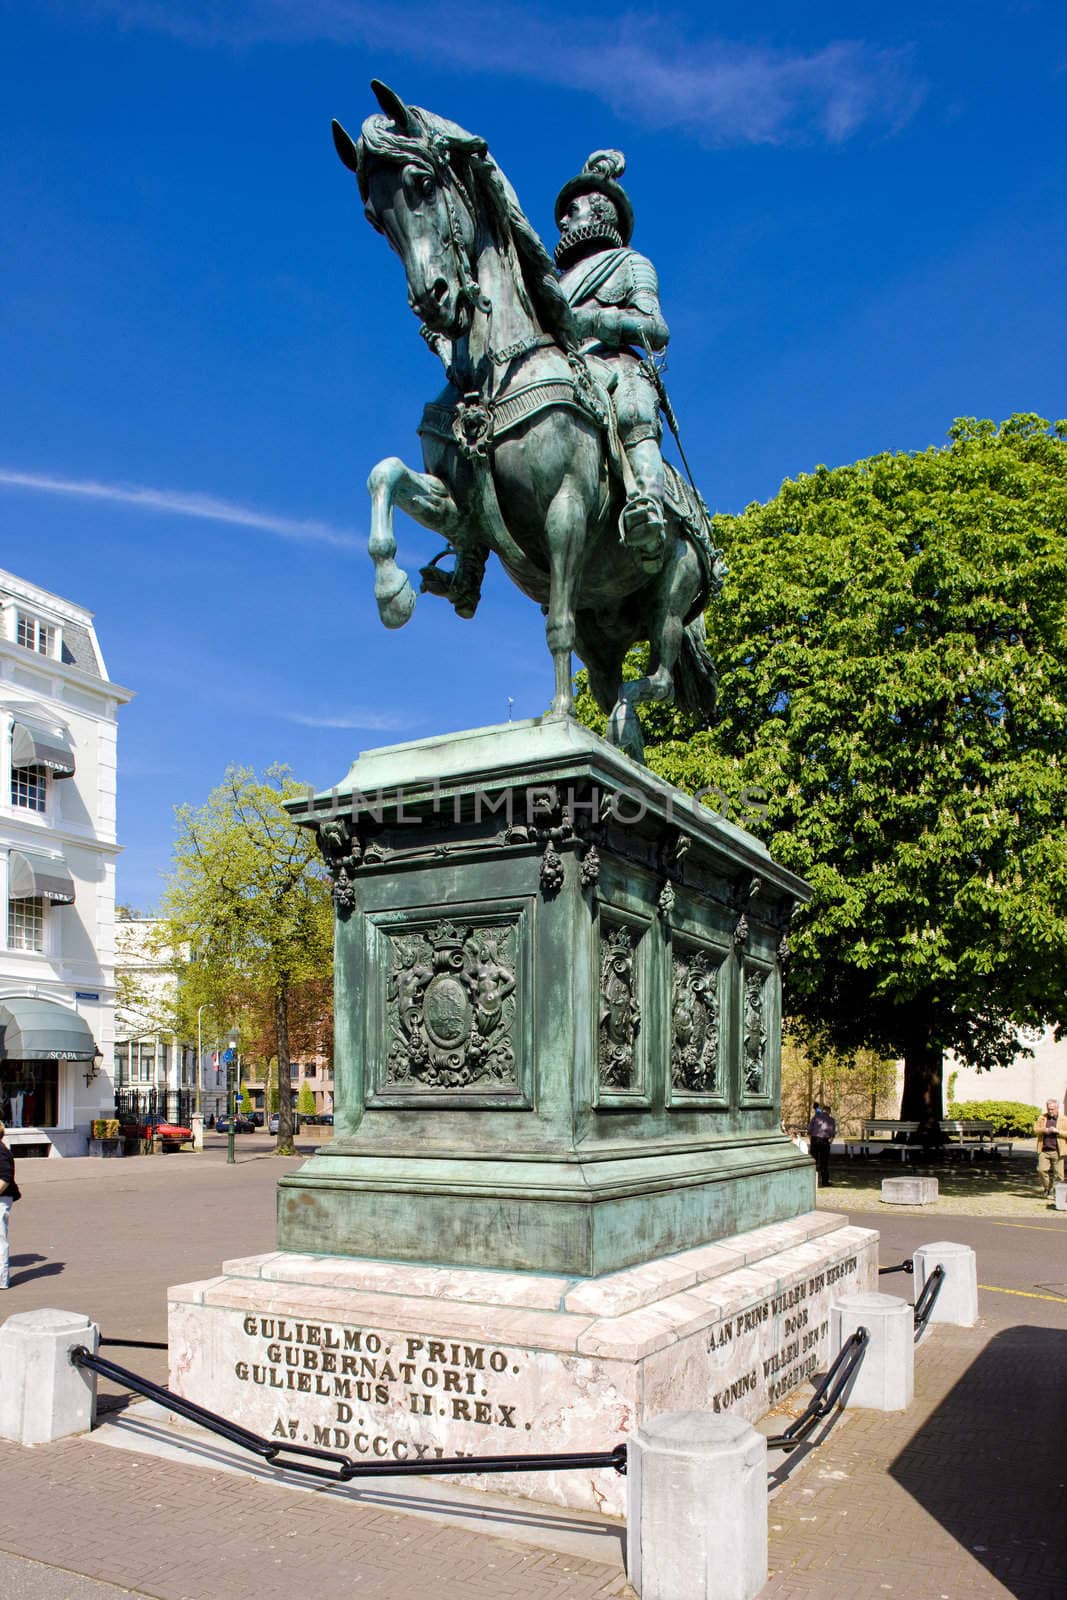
(169, 1212, 876, 1516)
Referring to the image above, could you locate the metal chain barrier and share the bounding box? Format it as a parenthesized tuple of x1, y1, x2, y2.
(912, 1263, 945, 1335)
(71, 1346, 627, 1482)
(878, 1259, 915, 1277)
(765, 1328, 869, 1452)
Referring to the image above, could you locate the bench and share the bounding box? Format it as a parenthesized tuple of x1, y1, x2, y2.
(846, 1118, 1012, 1162)
(846, 1120, 922, 1161)
(938, 1119, 1012, 1160)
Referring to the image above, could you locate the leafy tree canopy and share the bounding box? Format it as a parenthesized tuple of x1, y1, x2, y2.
(158, 765, 332, 1152)
(582, 416, 1067, 1122)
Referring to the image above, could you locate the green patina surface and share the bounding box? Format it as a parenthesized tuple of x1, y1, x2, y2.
(279, 717, 814, 1275)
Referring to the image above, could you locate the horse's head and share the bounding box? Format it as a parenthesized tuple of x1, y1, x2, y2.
(333, 81, 488, 338)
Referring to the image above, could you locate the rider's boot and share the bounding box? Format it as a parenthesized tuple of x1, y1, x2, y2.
(419, 546, 487, 619)
(619, 439, 667, 572)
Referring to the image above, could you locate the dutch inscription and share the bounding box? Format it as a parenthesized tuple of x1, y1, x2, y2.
(704, 1255, 858, 1407)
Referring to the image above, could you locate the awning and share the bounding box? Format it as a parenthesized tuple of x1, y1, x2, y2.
(8, 848, 76, 905)
(10, 717, 76, 777)
(0, 997, 98, 1062)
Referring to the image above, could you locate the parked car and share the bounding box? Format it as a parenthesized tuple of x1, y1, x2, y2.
(250, 1111, 264, 1127)
(141, 1119, 192, 1145)
(216, 1114, 255, 1134)
(267, 1113, 301, 1135)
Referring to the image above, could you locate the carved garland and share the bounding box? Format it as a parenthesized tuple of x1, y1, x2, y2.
(742, 969, 768, 1095)
(599, 925, 641, 1089)
(670, 948, 721, 1094)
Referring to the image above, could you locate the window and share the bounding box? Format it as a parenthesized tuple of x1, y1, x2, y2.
(8, 895, 45, 952)
(11, 763, 47, 812)
(133, 1044, 156, 1084)
(16, 613, 55, 657)
(290, 1062, 300, 1080)
(1, 1060, 59, 1128)
(305, 1060, 317, 1077)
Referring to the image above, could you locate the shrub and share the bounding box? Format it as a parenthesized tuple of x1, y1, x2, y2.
(946, 1099, 1040, 1136)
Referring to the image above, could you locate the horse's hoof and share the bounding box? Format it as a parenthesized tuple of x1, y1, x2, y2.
(607, 702, 646, 764)
(376, 567, 416, 629)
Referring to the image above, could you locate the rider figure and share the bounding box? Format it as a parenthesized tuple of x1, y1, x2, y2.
(554, 150, 669, 569)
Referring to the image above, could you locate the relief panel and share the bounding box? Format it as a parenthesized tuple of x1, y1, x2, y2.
(366, 904, 531, 1105)
(595, 911, 651, 1106)
(668, 937, 729, 1107)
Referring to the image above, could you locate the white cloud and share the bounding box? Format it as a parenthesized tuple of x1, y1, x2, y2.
(0, 467, 360, 551)
(93, 3, 926, 147)
(281, 709, 409, 731)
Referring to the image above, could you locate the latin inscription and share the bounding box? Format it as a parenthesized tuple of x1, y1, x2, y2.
(235, 1318, 527, 1458)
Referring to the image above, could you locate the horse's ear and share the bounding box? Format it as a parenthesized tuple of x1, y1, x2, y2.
(370, 79, 416, 133)
(332, 119, 360, 174)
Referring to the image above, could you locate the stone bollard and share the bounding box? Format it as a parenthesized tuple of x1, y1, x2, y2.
(190, 1113, 205, 1152)
(626, 1412, 767, 1600)
(831, 1292, 913, 1411)
(0, 1309, 99, 1445)
(913, 1241, 978, 1327)
(881, 1176, 938, 1205)
(1054, 1182, 1066, 1212)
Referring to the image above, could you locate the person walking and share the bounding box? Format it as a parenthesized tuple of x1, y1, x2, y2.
(0, 1119, 22, 1288)
(807, 1102, 836, 1187)
(1033, 1099, 1067, 1200)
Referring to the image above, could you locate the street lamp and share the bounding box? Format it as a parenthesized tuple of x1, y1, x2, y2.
(224, 1027, 239, 1166)
(196, 1005, 208, 1119)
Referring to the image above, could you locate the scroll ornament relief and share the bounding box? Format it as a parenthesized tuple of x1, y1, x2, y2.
(743, 969, 769, 1094)
(386, 921, 517, 1089)
(671, 948, 721, 1093)
(599, 925, 640, 1089)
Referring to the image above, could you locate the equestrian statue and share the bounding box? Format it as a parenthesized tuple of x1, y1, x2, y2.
(332, 81, 724, 763)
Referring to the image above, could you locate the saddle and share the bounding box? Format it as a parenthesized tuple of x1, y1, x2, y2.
(417, 347, 720, 620)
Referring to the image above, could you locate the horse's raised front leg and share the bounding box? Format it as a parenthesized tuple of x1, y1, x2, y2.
(543, 483, 586, 718)
(367, 456, 462, 629)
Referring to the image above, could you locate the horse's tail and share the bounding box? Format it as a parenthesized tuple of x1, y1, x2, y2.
(673, 616, 718, 719)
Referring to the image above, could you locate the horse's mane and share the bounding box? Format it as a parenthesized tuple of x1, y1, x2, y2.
(356, 109, 577, 353)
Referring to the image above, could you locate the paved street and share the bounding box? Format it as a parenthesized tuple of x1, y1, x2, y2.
(0, 1144, 1064, 1597)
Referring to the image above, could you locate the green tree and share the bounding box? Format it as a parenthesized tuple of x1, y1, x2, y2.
(296, 1081, 316, 1118)
(608, 417, 1067, 1129)
(160, 765, 333, 1154)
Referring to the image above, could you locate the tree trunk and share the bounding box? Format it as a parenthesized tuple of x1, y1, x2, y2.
(275, 981, 296, 1155)
(899, 1031, 945, 1147)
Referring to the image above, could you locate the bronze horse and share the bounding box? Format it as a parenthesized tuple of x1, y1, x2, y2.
(333, 82, 722, 762)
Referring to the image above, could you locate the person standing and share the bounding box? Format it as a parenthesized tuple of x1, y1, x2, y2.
(1033, 1099, 1067, 1199)
(0, 1119, 22, 1288)
(808, 1102, 837, 1187)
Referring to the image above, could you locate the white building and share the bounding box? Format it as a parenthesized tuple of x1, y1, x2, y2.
(945, 1028, 1067, 1114)
(114, 917, 227, 1123)
(0, 567, 133, 1155)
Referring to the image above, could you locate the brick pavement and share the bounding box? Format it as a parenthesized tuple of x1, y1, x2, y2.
(0, 1433, 632, 1600)
(763, 1316, 1067, 1599)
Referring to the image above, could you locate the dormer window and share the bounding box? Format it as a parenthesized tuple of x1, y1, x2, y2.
(16, 612, 56, 657)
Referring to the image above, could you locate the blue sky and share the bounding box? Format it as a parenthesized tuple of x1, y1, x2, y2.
(2, 1, 1064, 908)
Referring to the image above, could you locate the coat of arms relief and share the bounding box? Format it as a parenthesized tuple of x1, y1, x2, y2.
(385, 920, 518, 1089)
